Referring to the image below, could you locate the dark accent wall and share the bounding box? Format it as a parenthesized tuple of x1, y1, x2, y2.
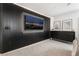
(0, 4, 4, 53)
(0, 4, 1, 52)
(0, 3, 50, 53)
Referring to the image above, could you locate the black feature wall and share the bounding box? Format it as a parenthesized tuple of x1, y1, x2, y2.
(0, 3, 50, 53)
(0, 4, 3, 53)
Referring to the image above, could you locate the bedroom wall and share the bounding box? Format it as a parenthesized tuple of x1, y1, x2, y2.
(1, 3, 50, 53)
(53, 10, 79, 40)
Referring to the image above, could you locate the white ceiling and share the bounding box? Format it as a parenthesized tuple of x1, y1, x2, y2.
(15, 3, 79, 17)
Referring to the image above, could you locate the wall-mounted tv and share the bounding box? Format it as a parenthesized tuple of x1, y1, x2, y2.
(22, 12, 45, 33)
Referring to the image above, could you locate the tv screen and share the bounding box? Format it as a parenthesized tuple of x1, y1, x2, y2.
(24, 15, 44, 31)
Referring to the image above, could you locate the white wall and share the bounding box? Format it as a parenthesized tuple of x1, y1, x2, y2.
(53, 10, 79, 39)
(50, 17, 54, 31)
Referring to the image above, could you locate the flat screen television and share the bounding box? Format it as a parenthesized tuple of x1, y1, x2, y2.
(22, 12, 45, 33)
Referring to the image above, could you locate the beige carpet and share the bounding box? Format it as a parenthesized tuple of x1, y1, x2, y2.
(0, 39, 73, 56)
